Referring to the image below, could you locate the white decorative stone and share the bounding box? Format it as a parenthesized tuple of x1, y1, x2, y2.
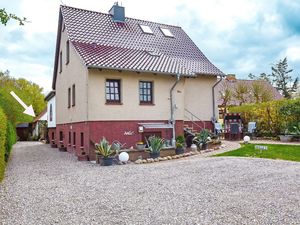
(243, 136, 250, 143)
(119, 152, 129, 162)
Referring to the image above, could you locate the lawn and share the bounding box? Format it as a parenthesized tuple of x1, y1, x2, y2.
(215, 143, 300, 162)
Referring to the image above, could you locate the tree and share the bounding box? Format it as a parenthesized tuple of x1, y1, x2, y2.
(271, 57, 298, 99)
(218, 81, 232, 114)
(0, 8, 26, 25)
(248, 72, 272, 83)
(251, 81, 273, 103)
(0, 70, 46, 125)
(233, 81, 248, 105)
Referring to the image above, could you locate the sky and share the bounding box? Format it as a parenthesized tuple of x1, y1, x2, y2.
(1, 0, 299, 94)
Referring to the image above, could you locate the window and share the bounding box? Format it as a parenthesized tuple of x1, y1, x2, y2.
(140, 24, 153, 34)
(105, 79, 121, 103)
(59, 51, 62, 73)
(66, 41, 70, 65)
(80, 132, 84, 147)
(160, 27, 174, 37)
(73, 132, 76, 146)
(139, 81, 153, 104)
(49, 104, 53, 121)
(51, 132, 54, 140)
(59, 131, 63, 141)
(68, 131, 71, 144)
(72, 84, 75, 106)
(68, 87, 71, 108)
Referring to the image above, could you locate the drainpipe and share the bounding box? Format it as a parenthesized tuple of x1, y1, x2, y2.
(212, 75, 224, 120)
(170, 74, 180, 147)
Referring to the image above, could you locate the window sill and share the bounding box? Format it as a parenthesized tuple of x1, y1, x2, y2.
(105, 102, 123, 105)
(139, 103, 155, 106)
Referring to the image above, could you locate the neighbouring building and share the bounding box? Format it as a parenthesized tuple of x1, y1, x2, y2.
(45, 91, 56, 145)
(216, 75, 283, 120)
(51, 3, 224, 160)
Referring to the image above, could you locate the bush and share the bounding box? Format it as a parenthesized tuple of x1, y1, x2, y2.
(5, 121, 16, 162)
(229, 98, 300, 137)
(0, 107, 7, 182)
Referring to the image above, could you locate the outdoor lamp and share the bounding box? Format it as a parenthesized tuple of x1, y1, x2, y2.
(119, 152, 129, 162)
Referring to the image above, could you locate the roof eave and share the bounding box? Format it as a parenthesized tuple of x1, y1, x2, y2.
(52, 8, 63, 90)
(86, 65, 197, 78)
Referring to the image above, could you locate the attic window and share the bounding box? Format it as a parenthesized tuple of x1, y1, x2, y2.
(160, 27, 174, 37)
(140, 25, 153, 34)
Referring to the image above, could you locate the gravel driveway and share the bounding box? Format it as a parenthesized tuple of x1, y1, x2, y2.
(0, 142, 299, 225)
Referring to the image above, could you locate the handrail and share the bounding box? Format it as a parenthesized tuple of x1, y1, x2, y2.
(184, 108, 206, 130)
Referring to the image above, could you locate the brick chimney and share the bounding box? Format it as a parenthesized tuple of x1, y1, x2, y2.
(109, 2, 125, 23)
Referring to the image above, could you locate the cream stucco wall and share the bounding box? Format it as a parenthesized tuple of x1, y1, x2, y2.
(55, 24, 88, 124)
(184, 76, 217, 121)
(88, 69, 185, 121)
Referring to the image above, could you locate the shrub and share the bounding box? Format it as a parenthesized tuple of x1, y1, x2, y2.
(229, 98, 300, 136)
(0, 107, 7, 182)
(5, 121, 16, 162)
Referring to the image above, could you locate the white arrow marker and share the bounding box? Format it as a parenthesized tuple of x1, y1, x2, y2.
(10, 91, 36, 117)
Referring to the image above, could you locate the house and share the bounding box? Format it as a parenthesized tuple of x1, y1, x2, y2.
(51, 3, 224, 160)
(216, 75, 283, 119)
(45, 91, 56, 146)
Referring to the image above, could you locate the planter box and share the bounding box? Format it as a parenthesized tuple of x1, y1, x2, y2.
(279, 135, 293, 142)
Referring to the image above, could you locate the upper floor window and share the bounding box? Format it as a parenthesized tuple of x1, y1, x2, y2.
(66, 41, 70, 65)
(160, 27, 174, 37)
(139, 81, 153, 104)
(68, 87, 71, 108)
(59, 51, 62, 73)
(72, 84, 75, 107)
(105, 79, 121, 103)
(140, 24, 153, 34)
(49, 104, 53, 121)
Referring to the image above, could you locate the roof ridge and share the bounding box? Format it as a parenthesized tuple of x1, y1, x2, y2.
(60, 4, 182, 29)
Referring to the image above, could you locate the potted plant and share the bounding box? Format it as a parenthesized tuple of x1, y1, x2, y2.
(193, 129, 212, 150)
(175, 135, 185, 155)
(136, 141, 146, 150)
(146, 136, 165, 158)
(95, 137, 116, 166)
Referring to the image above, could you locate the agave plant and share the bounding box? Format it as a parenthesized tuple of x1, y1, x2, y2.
(193, 129, 212, 146)
(146, 136, 165, 153)
(95, 137, 116, 158)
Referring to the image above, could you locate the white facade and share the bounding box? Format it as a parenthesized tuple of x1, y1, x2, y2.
(47, 95, 56, 128)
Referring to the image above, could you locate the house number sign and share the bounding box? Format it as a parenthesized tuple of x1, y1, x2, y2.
(124, 131, 134, 136)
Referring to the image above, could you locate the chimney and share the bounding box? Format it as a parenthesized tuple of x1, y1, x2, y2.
(226, 74, 237, 82)
(109, 2, 125, 23)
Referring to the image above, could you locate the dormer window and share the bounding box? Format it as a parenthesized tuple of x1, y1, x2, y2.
(140, 24, 153, 34)
(160, 27, 174, 37)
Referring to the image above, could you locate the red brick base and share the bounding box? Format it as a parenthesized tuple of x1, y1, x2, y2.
(56, 120, 212, 161)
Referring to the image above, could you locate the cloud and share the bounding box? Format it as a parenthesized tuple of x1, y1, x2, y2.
(0, 0, 299, 94)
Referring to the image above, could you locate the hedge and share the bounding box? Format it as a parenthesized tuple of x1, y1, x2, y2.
(5, 120, 16, 162)
(229, 98, 300, 136)
(0, 107, 7, 182)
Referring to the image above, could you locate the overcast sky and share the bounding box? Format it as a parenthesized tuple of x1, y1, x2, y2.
(1, 0, 299, 93)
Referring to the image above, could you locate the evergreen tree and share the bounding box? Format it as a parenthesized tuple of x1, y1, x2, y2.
(271, 57, 298, 99)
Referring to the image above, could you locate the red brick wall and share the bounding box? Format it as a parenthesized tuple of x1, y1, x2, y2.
(48, 128, 56, 144)
(183, 121, 213, 132)
(56, 120, 185, 160)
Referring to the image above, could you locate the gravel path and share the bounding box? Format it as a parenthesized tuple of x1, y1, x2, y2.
(0, 142, 299, 225)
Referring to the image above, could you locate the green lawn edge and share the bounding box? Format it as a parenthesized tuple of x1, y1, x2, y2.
(214, 143, 300, 162)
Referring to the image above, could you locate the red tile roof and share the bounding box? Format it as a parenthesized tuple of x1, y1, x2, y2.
(216, 79, 283, 106)
(53, 5, 224, 89)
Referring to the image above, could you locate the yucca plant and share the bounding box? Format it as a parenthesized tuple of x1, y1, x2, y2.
(95, 137, 116, 159)
(193, 129, 212, 149)
(146, 136, 165, 153)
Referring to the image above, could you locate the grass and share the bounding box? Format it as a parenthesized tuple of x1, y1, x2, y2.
(215, 143, 300, 162)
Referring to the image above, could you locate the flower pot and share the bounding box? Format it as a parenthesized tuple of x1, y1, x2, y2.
(175, 147, 184, 155)
(149, 152, 160, 159)
(201, 143, 208, 150)
(279, 135, 293, 142)
(136, 144, 146, 150)
(102, 157, 114, 166)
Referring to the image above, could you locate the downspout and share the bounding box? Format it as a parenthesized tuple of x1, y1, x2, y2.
(170, 74, 180, 147)
(212, 75, 224, 120)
